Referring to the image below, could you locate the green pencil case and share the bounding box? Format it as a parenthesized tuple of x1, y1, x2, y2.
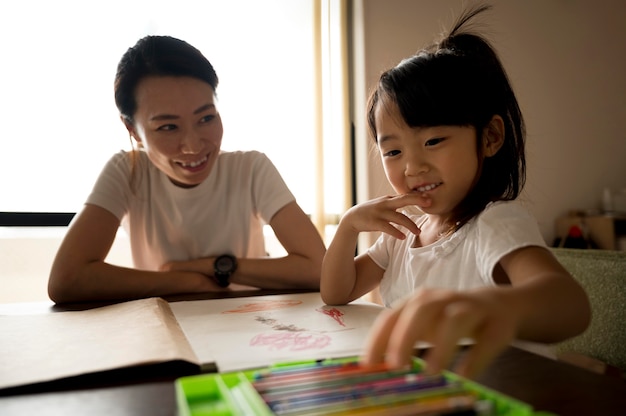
(175, 356, 544, 416)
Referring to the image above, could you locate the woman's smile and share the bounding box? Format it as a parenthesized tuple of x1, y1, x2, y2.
(175, 154, 210, 172)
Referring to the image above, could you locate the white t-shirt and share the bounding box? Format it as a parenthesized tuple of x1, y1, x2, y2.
(367, 201, 547, 307)
(86, 150, 295, 271)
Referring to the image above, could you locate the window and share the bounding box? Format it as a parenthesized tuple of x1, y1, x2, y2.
(1, 0, 350, 241)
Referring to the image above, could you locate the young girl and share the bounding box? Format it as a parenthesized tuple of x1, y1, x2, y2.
(48, 36, 325, 303)
(321, 5, 590, 378)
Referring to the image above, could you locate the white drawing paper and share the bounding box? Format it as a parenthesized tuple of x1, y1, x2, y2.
(169, 292, 386, 372)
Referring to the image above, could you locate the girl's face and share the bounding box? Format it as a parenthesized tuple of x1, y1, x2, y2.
(127, 76, 224, 188)
(375, 101, 480, 216)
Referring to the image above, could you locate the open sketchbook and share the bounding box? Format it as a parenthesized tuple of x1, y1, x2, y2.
(0, 292, 386, 391)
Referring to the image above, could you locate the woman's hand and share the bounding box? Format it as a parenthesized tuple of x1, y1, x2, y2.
(160, 258, 229, 291)
(160, 258, 213, 275)
(361, 287, 517, 378)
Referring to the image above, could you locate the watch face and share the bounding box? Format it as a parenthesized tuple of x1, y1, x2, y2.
(216, 255, 235, 273)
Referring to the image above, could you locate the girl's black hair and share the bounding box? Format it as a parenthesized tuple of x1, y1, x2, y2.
(367, 4, 526, 230)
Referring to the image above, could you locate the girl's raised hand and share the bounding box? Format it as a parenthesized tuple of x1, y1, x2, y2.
(360, 287, 518, 378)
(342, 194, 425, 240)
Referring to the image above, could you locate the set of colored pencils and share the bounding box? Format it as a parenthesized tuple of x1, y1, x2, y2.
(250, 360, 492, 415)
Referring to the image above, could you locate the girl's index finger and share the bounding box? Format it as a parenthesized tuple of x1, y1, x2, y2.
(401, 192, 431, 210)
(387, 194, 426, 235)
(361, 307, 400, 366)
(391, 212, 421, 236)
(390, 193, 432, 214)
(392, 192, 427, 206)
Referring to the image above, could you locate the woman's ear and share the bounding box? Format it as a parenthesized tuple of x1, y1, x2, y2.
(482, 115, 505, 157)
(121, 116, 141, 144)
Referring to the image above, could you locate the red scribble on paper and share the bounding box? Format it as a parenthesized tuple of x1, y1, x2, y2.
(221, 299, 302, 314)
(250, 332, 331, 351)
(316, 307, 346, 327)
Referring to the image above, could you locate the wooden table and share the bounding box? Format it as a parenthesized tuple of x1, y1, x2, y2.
(1, 291, 625, 415)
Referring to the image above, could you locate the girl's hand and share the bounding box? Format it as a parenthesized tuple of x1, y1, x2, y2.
(361, 287, 518, 378)
(342, 194, 424, 240)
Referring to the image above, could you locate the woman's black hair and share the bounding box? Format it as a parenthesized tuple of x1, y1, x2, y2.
(114, 35, 219, 124)
(367, 4, 526, 230)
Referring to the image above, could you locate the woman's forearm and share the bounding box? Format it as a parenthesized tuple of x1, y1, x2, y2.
(48, 261, 214, 303)
(233, 254, 322, 290)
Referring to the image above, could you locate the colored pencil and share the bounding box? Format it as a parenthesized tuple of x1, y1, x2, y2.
(262, 373, 448, 408)
(250, 359, 485, 416)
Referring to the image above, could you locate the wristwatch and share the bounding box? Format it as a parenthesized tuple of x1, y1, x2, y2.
(214, 254, 237, 288)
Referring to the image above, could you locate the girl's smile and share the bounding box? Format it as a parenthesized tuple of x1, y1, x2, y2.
(413, 182, 442, 193)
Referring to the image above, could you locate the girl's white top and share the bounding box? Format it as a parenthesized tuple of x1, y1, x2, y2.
(368, 201, 547, 307)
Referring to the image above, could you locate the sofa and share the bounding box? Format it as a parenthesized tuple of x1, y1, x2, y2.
(551, 248, 626, 376)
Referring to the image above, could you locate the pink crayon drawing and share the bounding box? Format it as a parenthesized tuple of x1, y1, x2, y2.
(316, 307, 346, 327)
(250, 332, 331, 351)
(221, 299, 302, 314)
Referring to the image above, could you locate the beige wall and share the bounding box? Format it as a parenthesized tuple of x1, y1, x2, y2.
(351, 0, 626, 246)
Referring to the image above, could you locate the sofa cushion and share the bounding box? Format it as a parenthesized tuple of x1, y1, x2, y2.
(551, 248, 626, 373)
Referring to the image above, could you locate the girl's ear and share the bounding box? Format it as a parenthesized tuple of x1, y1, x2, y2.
(482, 115, 505, 157)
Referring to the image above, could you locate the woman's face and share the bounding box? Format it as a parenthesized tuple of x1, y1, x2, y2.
(127, 76, 223, 187)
